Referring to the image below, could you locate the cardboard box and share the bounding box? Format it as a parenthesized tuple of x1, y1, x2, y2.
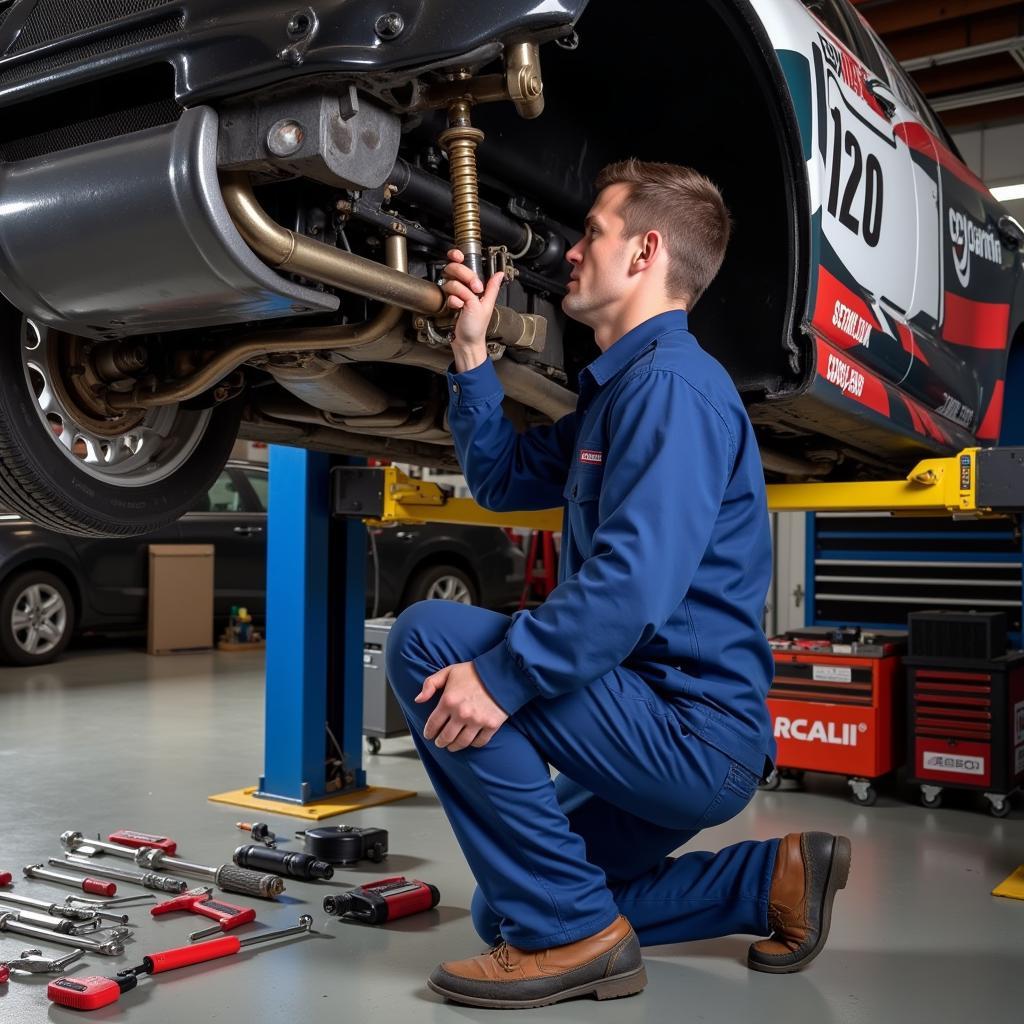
(147, 544, 214, 655)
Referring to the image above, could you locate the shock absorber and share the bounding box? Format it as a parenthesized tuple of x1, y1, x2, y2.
(439, 94, 486, 280)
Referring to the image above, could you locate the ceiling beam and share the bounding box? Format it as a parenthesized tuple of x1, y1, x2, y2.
(852, 0, 1023, 36)
(937, 94, 1024, 128)
(901, 33, 1024, 70)
(928, 80, 1024, 110)
(913, 54, 1024, 94)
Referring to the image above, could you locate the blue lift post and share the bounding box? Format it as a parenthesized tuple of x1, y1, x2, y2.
(256, 446, 366, 803)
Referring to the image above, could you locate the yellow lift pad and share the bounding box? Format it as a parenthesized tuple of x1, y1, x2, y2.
(209, 785, 415, 821)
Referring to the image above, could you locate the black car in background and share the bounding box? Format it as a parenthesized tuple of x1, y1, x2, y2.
(0, 460, 525, 666)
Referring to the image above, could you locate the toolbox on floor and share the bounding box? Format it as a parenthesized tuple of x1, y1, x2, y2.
(765, 629, 905, 806)
(363, 617, 409, 751)
(905, 613, 1024, 817)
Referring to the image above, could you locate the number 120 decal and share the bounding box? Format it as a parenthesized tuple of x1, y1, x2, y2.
(827, 107, 884, 248)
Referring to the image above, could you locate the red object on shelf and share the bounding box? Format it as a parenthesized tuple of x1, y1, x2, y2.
(767, 646, 904, 780)
(518, 531, 557, 608)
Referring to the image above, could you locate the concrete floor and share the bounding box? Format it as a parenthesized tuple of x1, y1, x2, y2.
(0, 645, 1021, 1023)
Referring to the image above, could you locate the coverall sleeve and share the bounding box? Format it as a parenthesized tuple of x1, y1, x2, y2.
(447, 357, 577, 512)
(472, 367, 736, 715)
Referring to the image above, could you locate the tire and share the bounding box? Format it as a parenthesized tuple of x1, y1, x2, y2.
(987, 797, 1011, 818)
(759, 770, 781, 791)
(0, 569, 74, 666)
(402, 564, 479, 608)
(851, 786, 877, 807)
(0, 308, 242, 537)
(920, 790, 942, 810)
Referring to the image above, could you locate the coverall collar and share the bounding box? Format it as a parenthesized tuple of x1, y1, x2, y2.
(583, 308, 689, 388)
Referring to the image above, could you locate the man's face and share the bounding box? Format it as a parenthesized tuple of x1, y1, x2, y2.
(562, 183, 636, 326)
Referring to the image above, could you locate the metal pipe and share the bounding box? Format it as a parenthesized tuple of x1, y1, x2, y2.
(56, 857, 187, 894)
(759, 447, 833, 478)
(221, 172, 445, 315)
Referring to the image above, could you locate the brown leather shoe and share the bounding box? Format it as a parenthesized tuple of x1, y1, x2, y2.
(748, 832, 851, 974)
(427, 915, 646, 1009)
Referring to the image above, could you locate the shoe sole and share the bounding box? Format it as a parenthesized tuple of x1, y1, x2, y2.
(427, 964, 648, 1009)
(747, 834, 852, 975)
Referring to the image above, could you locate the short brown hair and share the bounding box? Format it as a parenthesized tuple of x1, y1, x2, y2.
(594, 158, 732, 306)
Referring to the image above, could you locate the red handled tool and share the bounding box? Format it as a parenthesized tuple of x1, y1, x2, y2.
(0, 871, 12, 887)
(322, 876, 439, 924)
(48, 914, 314, 1010)
(108, 830, 177, 855)
(150, 887, 255, 939)
(23, 864, 116, 897)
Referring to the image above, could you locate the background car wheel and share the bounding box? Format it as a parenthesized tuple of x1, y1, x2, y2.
(402, 565, 479, 608)
(0, 569, 74, 665)
(0, 308, 242, 537)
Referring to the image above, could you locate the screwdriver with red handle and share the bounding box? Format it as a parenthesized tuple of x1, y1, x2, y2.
(48, 914, 314, 1010)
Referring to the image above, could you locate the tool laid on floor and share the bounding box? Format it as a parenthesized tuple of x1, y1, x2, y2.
(0, 890, 128, 927)
(66, 893, 155, 909)
(235, 822, 277, 848)
(48, 914, 315, 1010)
(23, 864, 116, 897)
(60, 831, 284, 899)
(295, 825, 388, 865)
(0, 871, 12, 887)
(322, 877, 440, 924)
(1, 948, 85, 980)
(233, 844, 333, 881)
(0, 911, 125, 956)
(107, 830, 178, 855)
(150, 886, 255, 941)
(57, 856, 187, 895)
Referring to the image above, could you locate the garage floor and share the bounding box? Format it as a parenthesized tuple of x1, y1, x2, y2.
(1, 646, 1020, 1023)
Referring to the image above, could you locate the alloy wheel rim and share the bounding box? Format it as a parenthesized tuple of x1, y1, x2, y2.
(425, 575, 472, 603)
(12, 583, 67, 655)
(21, 319, 212, 487)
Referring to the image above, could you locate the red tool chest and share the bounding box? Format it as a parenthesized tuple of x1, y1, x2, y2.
(905, 652, 1024, 817)
(765, 631, 905, 806)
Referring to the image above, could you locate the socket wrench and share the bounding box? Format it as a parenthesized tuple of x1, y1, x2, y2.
(1, 948, 85, 976)
(0, 891, 99, 923)
(0, 911, 124, 955)
(135, 848, 284, 899)
(56, 856, 186, 894)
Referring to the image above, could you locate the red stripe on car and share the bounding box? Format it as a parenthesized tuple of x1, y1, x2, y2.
(941, 292, 1010, 349)
(976, 379, 1005, 441)
(812, 266, 880, 350)
(815, 337, 889, 416)
(894, 122, 991, 197)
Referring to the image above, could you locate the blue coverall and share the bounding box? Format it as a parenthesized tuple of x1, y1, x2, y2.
(387, 309, 779, 951)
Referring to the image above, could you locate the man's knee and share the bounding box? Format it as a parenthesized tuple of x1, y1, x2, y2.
(385, 600, 448, 705)
(470, 886, 501, 946)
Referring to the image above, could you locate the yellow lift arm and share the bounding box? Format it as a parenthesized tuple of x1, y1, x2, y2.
(331, 448, 1024, 529)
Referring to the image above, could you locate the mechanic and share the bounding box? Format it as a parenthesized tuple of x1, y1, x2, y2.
(386, 158, 851, 1009)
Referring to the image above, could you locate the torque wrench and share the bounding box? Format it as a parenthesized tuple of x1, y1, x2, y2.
(55, 857, 186, 894)
(48, 914, 314, 1010)
(23, 864, 116, 897)
(61, 833, 283, 899)
(233, 844, 333, 881)
(108, 830, 177, 855)
(322, 876, 440, 924)
(150, 887, 255, 938)
(134, 848, 284, 899)
(0, 911, 124, 956)
(0, 891, 114, 924)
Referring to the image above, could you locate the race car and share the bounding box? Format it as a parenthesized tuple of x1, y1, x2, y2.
(0, 0, 1020, 536)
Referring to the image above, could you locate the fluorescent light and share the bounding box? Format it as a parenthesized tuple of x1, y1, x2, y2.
(991, 183, 1024, 201)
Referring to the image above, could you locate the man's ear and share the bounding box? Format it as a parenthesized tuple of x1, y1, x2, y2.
(632, 230, 661, 270)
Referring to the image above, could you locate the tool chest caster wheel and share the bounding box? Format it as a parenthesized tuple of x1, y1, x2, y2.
(985, 794, 1011, 818)
(920, 786, 943, 810)
(759, 769, 781, 791)
(366, 737, 382, 755)
(849, 779, 877, 806)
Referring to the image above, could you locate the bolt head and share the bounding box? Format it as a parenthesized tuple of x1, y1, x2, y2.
(374, 11, 404, 40)
(287, 12, 311, 36)
(266, 119, 305, 157)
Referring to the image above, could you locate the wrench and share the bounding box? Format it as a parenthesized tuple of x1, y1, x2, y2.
(56, 856, 186, 894)
(0, 911, 124, 955)
(0, 891, 98, 922)
(1, 948, 85, 975)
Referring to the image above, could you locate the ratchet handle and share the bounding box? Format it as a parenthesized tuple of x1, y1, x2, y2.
(144, 935, 241, 974)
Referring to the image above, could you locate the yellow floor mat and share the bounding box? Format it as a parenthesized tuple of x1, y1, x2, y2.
(992, 865, 1024, 900)
(208, 785, 415, 820)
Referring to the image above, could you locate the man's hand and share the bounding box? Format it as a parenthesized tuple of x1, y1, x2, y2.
(417, 659, 509, 752)
(441, 248, 504, 374)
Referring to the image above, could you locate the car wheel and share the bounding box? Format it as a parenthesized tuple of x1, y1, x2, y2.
(0, 569, 74, 665)
(0, 308, 242, 537)
(403, 565, 479, 607)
